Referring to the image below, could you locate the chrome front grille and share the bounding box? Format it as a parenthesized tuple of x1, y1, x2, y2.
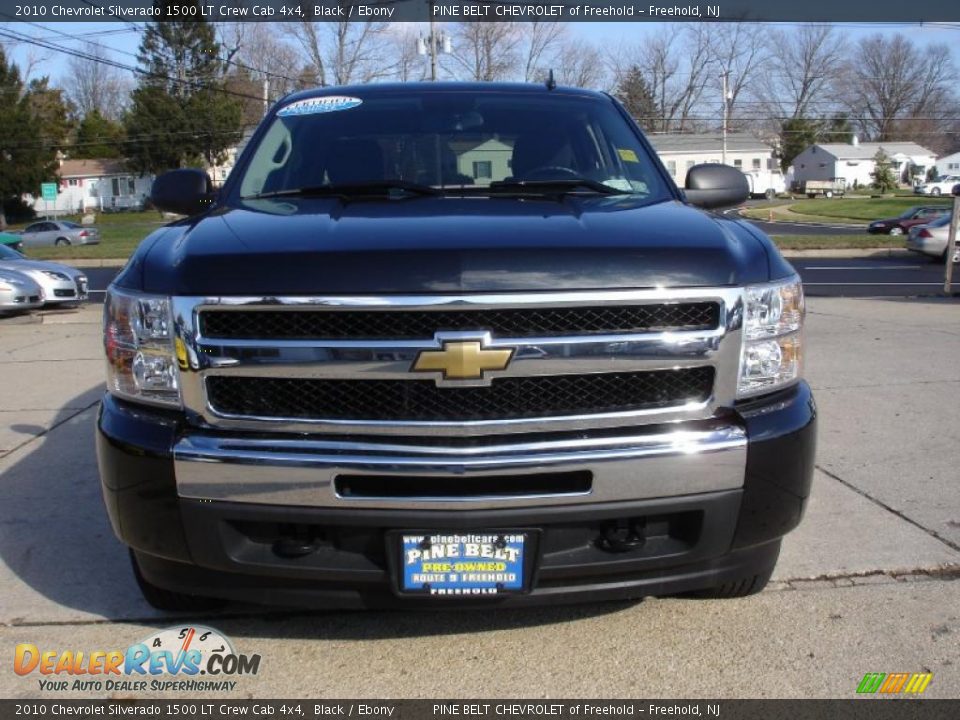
(205, 368, 716, 422)
(199, 302, 720, 340)
(173, 289, 744, 436)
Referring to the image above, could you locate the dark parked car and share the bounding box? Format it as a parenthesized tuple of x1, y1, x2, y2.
(867, 205, 949, 235)
(98, 82, 815, 612)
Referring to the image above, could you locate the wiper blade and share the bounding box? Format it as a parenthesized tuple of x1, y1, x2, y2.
(243, 180, 441, 200)
(487, 178, 628, 195)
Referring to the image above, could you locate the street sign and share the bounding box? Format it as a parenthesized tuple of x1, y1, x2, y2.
(40, 183, 57, 201)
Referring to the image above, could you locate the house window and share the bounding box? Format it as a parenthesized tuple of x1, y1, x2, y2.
(733, 159, 742, 168)
(67, 178, 79, 187)
(128, 178, 136, 195)
(949, 163, 959, 170)
(752, 158, 762, 170)
(472, 161, 492, 179)
(111, 178, 120, 197)
(666, 160, 677, 176)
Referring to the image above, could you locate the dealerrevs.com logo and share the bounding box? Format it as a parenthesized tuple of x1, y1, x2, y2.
(14, 626, 261, 693)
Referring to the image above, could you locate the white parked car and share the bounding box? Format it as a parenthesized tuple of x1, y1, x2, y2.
(906, 215, 960, 262)
(0, 244, 89, 305)
(914, 175, 960, 196)
(0, 269, 44, 313)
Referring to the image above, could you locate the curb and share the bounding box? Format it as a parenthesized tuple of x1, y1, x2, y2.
(780, 248, 915, 259)
(62, 259, 128, 268)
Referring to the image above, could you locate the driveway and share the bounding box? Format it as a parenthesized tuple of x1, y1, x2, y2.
(1, 298, 958, 698)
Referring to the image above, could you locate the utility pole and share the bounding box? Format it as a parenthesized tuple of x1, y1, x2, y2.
(721, 70, 730, 165)
(418, 11, 451, 81)
(429, 18, 438, 81)
(262, 78, 269, 117)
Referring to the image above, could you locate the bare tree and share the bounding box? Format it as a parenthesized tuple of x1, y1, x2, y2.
(386, 25, 427, 82)
(706, 23, 769, 126)
(60, 42, 131, 120)
(608, 25, 713, 133)
(521, 22, 565, 82)
(443, 23, 523, 81)
(754, 25, 844, 121)
(553, 37, 606, 90)
(217, 23, 301, 100)
(842, 33, 956, 141)
(284, 21, 394, 87)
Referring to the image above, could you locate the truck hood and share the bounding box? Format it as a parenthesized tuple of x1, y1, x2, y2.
(132, 196, 778, 295)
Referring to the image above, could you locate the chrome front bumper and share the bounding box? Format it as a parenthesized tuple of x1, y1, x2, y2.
(174, 424, 747, 510)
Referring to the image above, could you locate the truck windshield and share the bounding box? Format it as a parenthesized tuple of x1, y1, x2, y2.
(233, 90, 672, 202)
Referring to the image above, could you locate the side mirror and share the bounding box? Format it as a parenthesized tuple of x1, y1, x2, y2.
(684, 164, 750, 209)
(151, 169, 215, 216)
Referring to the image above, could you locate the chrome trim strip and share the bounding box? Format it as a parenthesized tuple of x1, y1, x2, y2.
(174, 426, 747, 509)
(171, 289, 744, 436)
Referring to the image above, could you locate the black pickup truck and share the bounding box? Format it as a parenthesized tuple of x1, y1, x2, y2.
(97, 82, 815, 610)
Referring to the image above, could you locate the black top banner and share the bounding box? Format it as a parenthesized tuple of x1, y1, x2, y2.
(0, 0, 959, 23)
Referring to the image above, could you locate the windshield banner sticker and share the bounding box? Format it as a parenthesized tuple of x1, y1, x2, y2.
(277, 96, 363, 117)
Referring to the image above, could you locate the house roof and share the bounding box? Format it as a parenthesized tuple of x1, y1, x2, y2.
(646, 133, 773, 154)
(812, 142, 934, 160)
(59, 158, 129, 178)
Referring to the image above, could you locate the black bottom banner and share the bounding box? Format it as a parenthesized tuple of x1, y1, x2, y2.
(1, 700, 958, 720)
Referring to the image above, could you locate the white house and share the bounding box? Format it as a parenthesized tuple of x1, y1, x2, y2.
(646, 133, 780, 189)
(27, 159, 153, 216)
(934, 151, 960, 178)
(790, 139, 936, 189)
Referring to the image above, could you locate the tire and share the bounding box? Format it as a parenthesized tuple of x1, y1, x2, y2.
(764, 188, 777, 200)
(54, 237, 71, 247)
(130, 550, 227, 612)
(684, 541, 780, 599)
(888, 226, 904, 236)
(807, 193, 816, 199)
(825, 190, 833, 199)
(931, 187, 942, 196)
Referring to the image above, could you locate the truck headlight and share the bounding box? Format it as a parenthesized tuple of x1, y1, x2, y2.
(103, 287, 181, 407)
(738, 276, 804, 398)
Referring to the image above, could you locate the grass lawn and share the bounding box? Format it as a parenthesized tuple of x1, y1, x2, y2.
(772, 234, 905, 250)
(781, 197, 953, 222)
(10, 211, 169, 260)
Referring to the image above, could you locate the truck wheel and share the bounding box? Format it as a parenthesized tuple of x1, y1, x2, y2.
(825, 190, 834, 198)
(764, 188, 777, 200)
(807, 193, 815, 199)
(130, 550, 227, 612)
(931, 187, 942, 196)
(684, 542, 780, 599)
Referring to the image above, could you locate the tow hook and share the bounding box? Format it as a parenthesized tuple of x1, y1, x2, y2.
(598, 520, 646, 553)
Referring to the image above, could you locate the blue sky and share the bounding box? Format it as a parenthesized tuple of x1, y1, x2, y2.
(3, 21, 960, 85)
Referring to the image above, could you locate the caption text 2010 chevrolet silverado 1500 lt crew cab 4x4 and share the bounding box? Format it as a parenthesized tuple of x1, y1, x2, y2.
(97, 82, 816, 611)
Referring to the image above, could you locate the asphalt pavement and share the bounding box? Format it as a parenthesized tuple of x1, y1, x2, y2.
(1, 296, 958, 698)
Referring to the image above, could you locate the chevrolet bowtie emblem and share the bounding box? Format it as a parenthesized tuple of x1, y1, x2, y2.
(412, 339, 514, 381)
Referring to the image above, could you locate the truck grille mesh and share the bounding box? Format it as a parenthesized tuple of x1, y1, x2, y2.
(200, 303, 720, 340)
(205, 367, 715, 422)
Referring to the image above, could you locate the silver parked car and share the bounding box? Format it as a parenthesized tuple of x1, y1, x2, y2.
(0, 269, 44, 313)
(20, 220, 101, 247)
(906, 215, 960, 263)
(0, 244, 89, 305)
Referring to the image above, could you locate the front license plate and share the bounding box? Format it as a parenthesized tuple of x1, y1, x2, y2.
(399, 532, 527, 597)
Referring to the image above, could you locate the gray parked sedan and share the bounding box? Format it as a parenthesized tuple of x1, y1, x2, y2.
(0, 269, 44, 313)
(0, 244, 88, 305)
(906, 215, 960, 263)
(20, 220, 100, 247)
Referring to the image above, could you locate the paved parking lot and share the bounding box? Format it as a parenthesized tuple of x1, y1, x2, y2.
(1, 296, 958, 699)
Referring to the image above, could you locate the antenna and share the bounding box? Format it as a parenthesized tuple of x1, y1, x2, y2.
(546, 69, 556, 91)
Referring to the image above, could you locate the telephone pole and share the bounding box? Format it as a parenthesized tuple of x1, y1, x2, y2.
(721, 70, 730, 165)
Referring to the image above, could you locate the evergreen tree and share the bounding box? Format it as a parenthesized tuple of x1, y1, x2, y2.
(124, 5, 242, 173)
(871, 149, 897, 193)
(74, 110, 126, 159)
(615, 66, 658, 132)
(779, 118, 820, 172)
(0, 49, 62, 228)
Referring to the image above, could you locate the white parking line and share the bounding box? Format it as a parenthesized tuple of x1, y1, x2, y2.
(804, 266, 924, 271)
